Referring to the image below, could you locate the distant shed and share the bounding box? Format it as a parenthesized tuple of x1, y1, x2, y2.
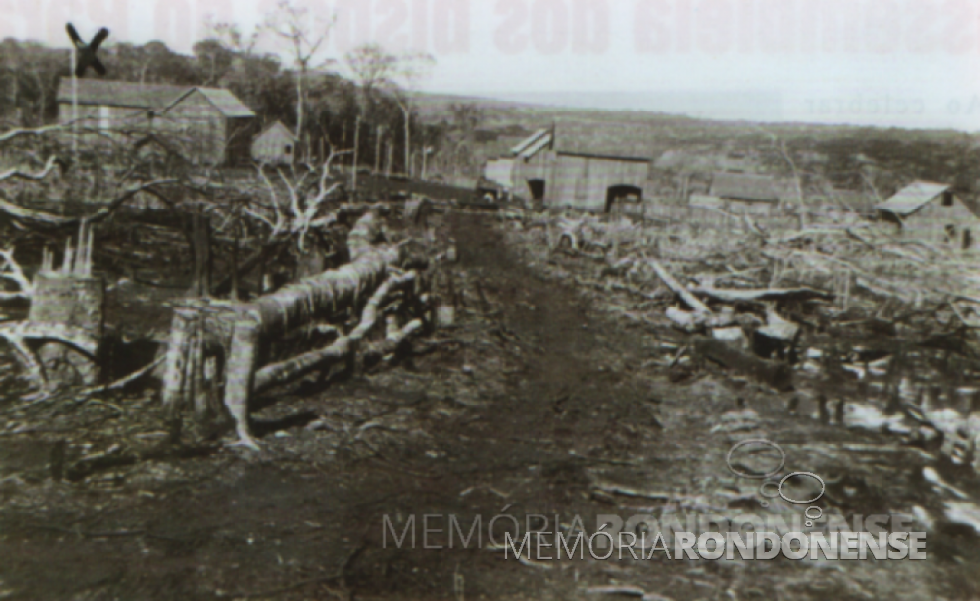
(252, 121, 297, 165)
(56, 79, 256, 166)
(510, 120, 653, 212)
(709, 172, 788, 216)
(874, 181, 980, 249)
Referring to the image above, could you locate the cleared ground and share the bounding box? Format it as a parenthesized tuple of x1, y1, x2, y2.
(0, 210, 978, 601)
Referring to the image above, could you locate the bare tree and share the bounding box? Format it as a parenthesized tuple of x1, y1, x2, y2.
(204, 16, 260, 56)
(262, 0, 336, 161)
(342, 45, 434, 176)
(345, 44, 397, 177)
(390, 52, 435, 176)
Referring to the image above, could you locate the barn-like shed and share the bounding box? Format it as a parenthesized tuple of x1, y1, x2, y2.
(875, 181, 980, 249)
(56, 79, 255, 166)
(510, 119, 654, 212)
(251, 121, 298, 165)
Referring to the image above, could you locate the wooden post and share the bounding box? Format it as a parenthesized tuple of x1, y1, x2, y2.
(386, 142, 393, 178)
(375, 125, 383, 173)
(352, 114, 361, 192)
(231, 216, 242, 301)
(161, 308, 197, 420)
(224, 310, 262, 448)
(71, 43, 78, 157)
(191, 208, 212, 299)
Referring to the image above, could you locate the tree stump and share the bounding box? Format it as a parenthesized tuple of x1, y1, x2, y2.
(28, 273, 104, 388)
(160, 300, 238, 432)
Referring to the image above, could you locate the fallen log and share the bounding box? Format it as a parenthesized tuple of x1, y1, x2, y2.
(693, 337, 794, 392)
(220, 211, 403, 450)
(690, 286, 833, 304)
(648, 259, 711, 313)
(666, 307, 734, 333)
(253, 272, 417, 393)
(665, 307, 761, 334)
(363, 318, 424, 367)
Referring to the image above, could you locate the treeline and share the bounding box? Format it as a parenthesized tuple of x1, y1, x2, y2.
(0, 36, 484, 178)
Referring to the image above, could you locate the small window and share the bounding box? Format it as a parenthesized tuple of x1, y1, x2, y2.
(284, 144, 293, 155)
(942, 191, 953, 206)
(946, 224, 957, 240)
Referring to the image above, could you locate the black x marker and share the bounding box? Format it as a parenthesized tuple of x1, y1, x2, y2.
(66, 23, 109, 77)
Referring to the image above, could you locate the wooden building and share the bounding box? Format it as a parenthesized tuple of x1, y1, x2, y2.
(509, 120, 654, 212)
(251, 121, 297, 165)
(708, 172, 787, 216)
(875, 181, 980, 249)
(56, 79, 256, 166)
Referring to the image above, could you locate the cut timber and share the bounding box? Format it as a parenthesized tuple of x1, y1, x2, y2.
(665, 307, 761, 334)
(363, 318, 424, 366)
(666, 307, 733, 333)
(693, 337, 794, 392)
(648, 259, 711, 313)
(690, 286, 833, 304)
(712, 326, 748, 350)
(160, 302, 238, 421)
(752, 307, 801, 361)
(222, 211, 401, 450)
(253, 272, 417, 394)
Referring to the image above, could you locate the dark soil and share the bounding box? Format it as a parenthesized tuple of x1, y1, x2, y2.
(0, 210, 978, 600)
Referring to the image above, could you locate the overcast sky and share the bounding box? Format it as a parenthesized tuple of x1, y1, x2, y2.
(6, 0, 980, 132)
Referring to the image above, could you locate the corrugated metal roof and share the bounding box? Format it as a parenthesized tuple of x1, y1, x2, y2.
(709, 172, 785, 203)
(510, 129, 549, 155)
(551, 118, 656, 161)
(689, 194, 724, 209)
(195, 87, 255, 117)
(519, 133, 552, 159)
(57, 79, 254, 117)
(57, 79, 189, 109)
(256, 120, 297, 141)
(873, 181, 950, 216)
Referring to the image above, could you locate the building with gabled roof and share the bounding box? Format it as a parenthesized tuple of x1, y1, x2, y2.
(251, 120, 297, 165)
(875, 181, 980, 248)
(706, 172, 795, 216)
(498, 119, 653, 212)
(56, 79, 256, 165)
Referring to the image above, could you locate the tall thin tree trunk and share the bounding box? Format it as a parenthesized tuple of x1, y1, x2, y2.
(295, 73, 304, 161)
(402, 105, 410, 176)
(353, 114, 360, 192)
(375, 126, 383, 172)
(231, 208, 240, 301)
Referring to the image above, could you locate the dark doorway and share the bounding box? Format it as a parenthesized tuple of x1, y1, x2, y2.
(605, 185, 643, 213)
(964, 228, 972, 250)
(527, 179, 546, 201)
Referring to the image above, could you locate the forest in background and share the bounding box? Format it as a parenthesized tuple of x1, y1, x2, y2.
(1, 0, 980, 205)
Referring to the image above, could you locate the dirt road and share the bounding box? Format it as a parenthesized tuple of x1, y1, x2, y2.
(0, 211, 977, 600)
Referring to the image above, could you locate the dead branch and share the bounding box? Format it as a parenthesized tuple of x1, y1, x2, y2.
(75, 355, 165, 403)
(0, 121, 84, 143)
(211, 211, 403, 450)
(0, 155, 61, 183)
(253, 272, 417, 393)
(690, 286, 833, 304)
(0, 247, 33, 301)
(0, 179, 178, 227)
(647, 259, 711, 313)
